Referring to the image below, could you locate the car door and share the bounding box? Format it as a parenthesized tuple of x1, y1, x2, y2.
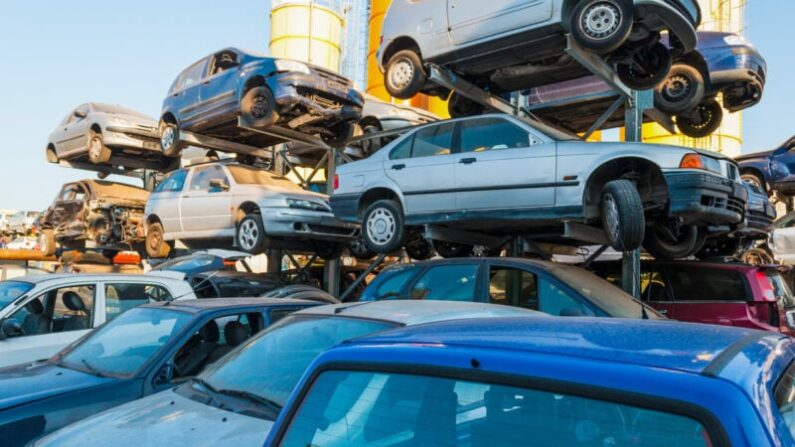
(47, 184, 86, 232)
(447, 0, 553, 46)
(454, 116, 556, 211)
(57, 104, 92, 157)
(173, 58, 210, 128)
(384, 122, 458, 216)
(149, 169, 189, 235)
(180, 165, 233, 234)
(0, 284, 98, 367)
(771, 137, 795, 189)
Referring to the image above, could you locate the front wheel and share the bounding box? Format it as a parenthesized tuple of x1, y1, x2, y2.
(676, 99, 723, 138)
(741, 247, 775, 265)
(314, 242, 344, 261)
(348, 234, 376, 260)
(384, 49, 427, 100)
(616, 42, 673, 90)
(433, 241, 473, 259)
(654, 63, 705, 114)
(322, 121, 355, 147)
(159, 120, 184, 157)
(569, 0, 633, 54)
(87, 130, 111, 164)
(601, 180, 645, 251)
(145, 222, 172, 259)
(236, 214, 269, 254)
(38, 229, 56, 256)
(448, 92, 485, 118)
(362, 199, 405, 254)
(643, 223, 704, 260)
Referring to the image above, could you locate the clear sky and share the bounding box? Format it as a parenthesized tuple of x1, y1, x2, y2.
(0, 0, 791, 210)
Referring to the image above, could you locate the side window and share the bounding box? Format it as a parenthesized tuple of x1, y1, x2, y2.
(665, 267, 748, 301)
(210, 51, 239, 76)
(601, 266, 669, 302)
(104, 283, 173, 323)
(459, 118, 531, 153)
(389, 135, 413, 160)
(72, 185, 86, 202)
(10, 285, 95, 336)
(59, 186, 76, 201)
(411, 123, 455, 158)
(369, 268, 416, 300)
(154, 170, 188, 193)
(488, 266, 538, 310)
(189, 165, 229, 192)
(269, 308, 297, 324)
(409, 265, 478, 301)
(180, 59, 208, 90)
(538, 279, 594, 317)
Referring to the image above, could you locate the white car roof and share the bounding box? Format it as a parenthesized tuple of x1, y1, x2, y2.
(295, 300, 539, 326)
(11, 273, 187, 286)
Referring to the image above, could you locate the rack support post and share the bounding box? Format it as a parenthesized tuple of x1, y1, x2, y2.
(324, 148, 341, 296)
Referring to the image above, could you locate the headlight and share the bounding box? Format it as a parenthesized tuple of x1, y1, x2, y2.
(287, 199, 330, 212)
(275, 59, 311, 75)
(723, 34, 746, 46)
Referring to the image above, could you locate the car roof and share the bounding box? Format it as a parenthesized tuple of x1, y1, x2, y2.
(294, 300, 539, 325)
(11, 273, 182, 285)
(592, 258, 760, 271)
(141, 297, 316, 313)
(352, 317, 782, 375)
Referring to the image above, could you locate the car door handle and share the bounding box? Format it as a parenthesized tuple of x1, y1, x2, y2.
(391, 164, 406, 170)
(459, 157, 477, 164)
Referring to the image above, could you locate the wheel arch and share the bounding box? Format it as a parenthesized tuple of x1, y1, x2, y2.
(237, 201, 261, 221)
(90, 123, 102, 134)
(739, 166, 768, 187)
(146, 214, 162, 226)
(583, 157, 668, 219)
(243, 75, 268, 95)
(358, 187, 403, 219)
(381, 36, 421, 67)
(160, 111, 178, 126)
(674, 52, 711, 89)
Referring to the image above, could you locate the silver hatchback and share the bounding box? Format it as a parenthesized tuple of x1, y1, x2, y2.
(144, 163, 357, 259)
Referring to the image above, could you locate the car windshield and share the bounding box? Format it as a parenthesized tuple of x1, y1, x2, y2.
(228, 165, 301, 189)
(552, 264, 664, 319)
(0, 280, 33, 311)
(59, 307, 192, 378)
(200, 315, 395, 413)
(152, 254, 224, 274)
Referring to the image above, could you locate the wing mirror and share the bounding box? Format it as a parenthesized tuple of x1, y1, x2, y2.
(73, 110, 87, 119)
(208, 179, 230, 192)
(0, 319, 24, 339)
(153, 362, 174, 386)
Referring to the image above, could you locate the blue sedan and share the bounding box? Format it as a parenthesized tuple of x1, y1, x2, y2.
(159, 48, 363, 156)
(0, 298, 315, 447)
(266, 317, 795, 446)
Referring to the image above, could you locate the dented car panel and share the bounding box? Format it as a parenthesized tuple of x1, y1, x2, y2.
(41, 180, 148, 248)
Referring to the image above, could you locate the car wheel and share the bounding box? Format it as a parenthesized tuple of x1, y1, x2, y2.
(695, 237, 742, 259)
(322, 121, 355, 147)
(601, 180, 644, 251)
(45, 147, 58, 164)
(385, 49, 427, 100)
(616, 42, 673, 90)
(237, 214, 269, 254)
(355, 121, 383, 155)
(362, 199, 405, 253)
(241, 86, 279, 128)
(87, 130, 111, 164)
(433, 241, 473, 258)
(145, 222, 172, 258)
(405, 235, 434, 260)
(676, 99, 723, 138)
(569, 0, 633, 53)
(348, 234, 377, 260)
(38, 229, 56, 256)
(741, 247, 775, 265)
(448, 92, 485, 118)
(741, 173, 766, 192)
(654, 63, 705, 114)
(314, 242, 344, 261)
(159, 120, 184, 157)
(643, 223, 704, 260)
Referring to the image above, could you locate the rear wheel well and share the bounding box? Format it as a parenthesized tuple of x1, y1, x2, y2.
(382, 37, 421, 66)
(90, 123, 102, 134)
(359, 188, 401, 218)
(161, 112, 177, 125)
(583, 158, 667, 219)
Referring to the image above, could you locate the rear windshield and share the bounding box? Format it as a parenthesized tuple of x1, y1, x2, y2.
(666, 267, 748, 301)
(775, 362, 795, 439)
(228, 165, 301, 189)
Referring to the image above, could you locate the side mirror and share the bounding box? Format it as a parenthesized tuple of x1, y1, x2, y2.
(208, 179, 230, 192)
(73, 110, 87, 119)
(0, 319, 24, 339)
(153, 362, 174, 386)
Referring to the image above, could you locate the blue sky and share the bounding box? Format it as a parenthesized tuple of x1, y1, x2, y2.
(0, 0, 791, 210)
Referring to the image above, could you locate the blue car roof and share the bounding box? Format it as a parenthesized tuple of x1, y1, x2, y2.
(351, 316, 784, 375)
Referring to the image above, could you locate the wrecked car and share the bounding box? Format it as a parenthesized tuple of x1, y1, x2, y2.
(38, 180, 149, 255)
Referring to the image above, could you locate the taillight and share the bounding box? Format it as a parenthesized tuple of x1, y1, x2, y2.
(333, 174, 339, 190)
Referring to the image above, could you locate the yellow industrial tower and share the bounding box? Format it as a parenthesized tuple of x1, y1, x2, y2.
(642, 0, 747, 157)
(269, 0, 344, 72)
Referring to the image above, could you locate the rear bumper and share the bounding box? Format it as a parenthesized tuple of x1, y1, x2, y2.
(261, 207, 358, 242)
(664, 171, 745, 225)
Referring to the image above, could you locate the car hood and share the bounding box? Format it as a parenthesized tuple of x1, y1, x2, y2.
(98, 111, 158, 130)
(235, 185, 330, 204)
(36, 389, 272, 447)
(0, 362, 112, 410)
(735, 149, 776, 162)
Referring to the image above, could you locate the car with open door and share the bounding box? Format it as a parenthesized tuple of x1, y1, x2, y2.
(377, 0, 701, 101)
(159, 48, 363, 157)
(0, 298, 316, 447)
(331, 113, 745, 260)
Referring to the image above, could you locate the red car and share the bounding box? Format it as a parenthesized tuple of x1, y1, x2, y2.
(593, 260, 795, 335)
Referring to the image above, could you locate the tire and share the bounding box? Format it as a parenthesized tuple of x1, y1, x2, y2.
(240, 86, 279, 128)
(87, 130, 111, 164)
(448, 92, 485, 118)
(362, 199, 405, 254)
(601, 180, 645, 251)
(355, 121, 383, 155)
(159, 120, 184, 157)
(676, 99, 723, 138)
(145, 222, 172, 259)
(654, 64, 705, 114)
(741, 172, 766, 192)
(569, 0, 633, 53)
(741, 247, 775, 265)
(322, 121, 355, 147)
(384, 49, 427, 100)
(348, 234, 377, 260)
(236, 214, 269, 254)
(433, 241, 473, 259)
(643, 223, 704, 260)
(314, 242, 344, 261)
(38, 229, 56, 256)
(616, 42, 673, 90)
(695, 237, 742, 260)
(405, 236, 434, 260)
(45, 147, 58, 164)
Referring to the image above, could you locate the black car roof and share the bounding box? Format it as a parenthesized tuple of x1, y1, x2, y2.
(141, 297, 315, 313)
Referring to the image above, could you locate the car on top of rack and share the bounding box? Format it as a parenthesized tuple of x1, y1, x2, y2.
(331, 113, 745, 260)
(45, 103, 174, 171)
(377, 0, 701, 101)
(144, 162, 357, 260)
(159, 48, 364, 157)
(737, 134, 795, 196)
(264, 317, 795, 447)
(524, 31, 766, 138)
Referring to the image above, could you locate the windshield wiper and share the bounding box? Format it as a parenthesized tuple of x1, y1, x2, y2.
(80, 358, 106, 377)
(216, 388, 282, 418)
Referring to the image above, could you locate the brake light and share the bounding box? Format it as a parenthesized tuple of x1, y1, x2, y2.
(333, 174, 339, 190)
(756, 271, 776, 301)
(679, 153, 704, 169)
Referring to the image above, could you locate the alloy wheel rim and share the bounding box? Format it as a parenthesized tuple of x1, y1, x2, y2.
(161, 127, 175, 150)
(389, 58, 414, 90)
(238, 220, 259, 250)
(366, 208, 396, 246)
(581, 2, 621, 40)
(603, 194, 620, 241)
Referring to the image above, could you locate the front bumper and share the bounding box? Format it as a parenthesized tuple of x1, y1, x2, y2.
(269, 72, 363, 124)
(261, 207, 358, 242)
(664, 171, 745, 225)
(636, 0, 699, 52)
(732, 191, 776, 238)
(707, 49, 766, 112)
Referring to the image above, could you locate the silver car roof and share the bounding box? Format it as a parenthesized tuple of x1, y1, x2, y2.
(294, 300, 539, 326)
(10, 273, 186, 285)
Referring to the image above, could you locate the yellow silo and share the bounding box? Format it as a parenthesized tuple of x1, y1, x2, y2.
(641, 0, 746, 157)
(270, 0, 343, 72)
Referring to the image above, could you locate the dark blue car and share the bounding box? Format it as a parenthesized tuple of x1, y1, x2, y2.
(159, 48, 363, 156)
(0, 298, 316, 447)
(737, 135, 795, 196)
(266, 317, 795, 446)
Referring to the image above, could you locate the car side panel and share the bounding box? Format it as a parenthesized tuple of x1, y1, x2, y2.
(447, 0, 553, 46)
